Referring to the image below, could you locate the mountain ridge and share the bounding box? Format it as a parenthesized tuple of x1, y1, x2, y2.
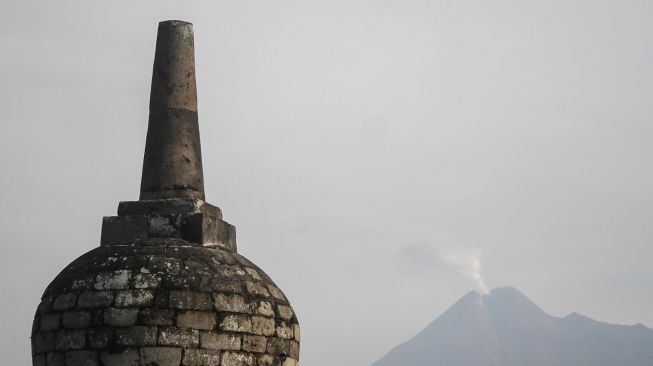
(372, 287, 653, 366)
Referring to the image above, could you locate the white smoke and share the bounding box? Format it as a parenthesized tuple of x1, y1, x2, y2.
(441, 247, 489, 293)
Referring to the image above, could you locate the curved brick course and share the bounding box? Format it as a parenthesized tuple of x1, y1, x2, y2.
(32, 244, 299, 366)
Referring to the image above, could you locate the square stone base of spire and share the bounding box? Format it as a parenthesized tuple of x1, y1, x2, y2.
(100, 198, 236, 251)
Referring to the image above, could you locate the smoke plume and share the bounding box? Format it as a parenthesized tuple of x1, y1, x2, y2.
(441, 247, 489, 293)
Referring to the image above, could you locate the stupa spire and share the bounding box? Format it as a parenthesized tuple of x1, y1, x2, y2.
(140, 20, 204, 200)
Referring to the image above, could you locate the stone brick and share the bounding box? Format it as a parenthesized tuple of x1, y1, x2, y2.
(244, 268, 262, 280)
(71, 276, 95, 291)
(65, 350, 98, 366)
(53, 293, 78, 310)
(219, 265, 247, 277)
(87, 328, 112, 349)
(37, 298, 53, 315)
(103, 308, 139, 326)
(245, 282, 270, 298)
(148, 257, 182, 274)
(214, 293, 254, 314)
(292, 324, 300, 342)
(221, 351, 256, 366)
(154, 290, 170, 307)
(266, 286, 286, 301)
(289, 341, 299, 360)
(177, 311, 216, 330)
(242, 335, 267, 353)
(115, 326, 157, 346)
(251, 316, 275, 336)
(100, 348, 139, 366)
(94, 270, 131, 290)
(257, 302, 275, 317)
(62, 310, 91, 328)
(140, 347, 182, 366)
(55, 329, 86, 350)
(170, 290, 213, 310)
(33, 331, 55, 353)
(46, 352, 65, 366)
(220, 314, 252, 333)
(183, 349, 221, 365)
(277, 306, 293, 320)
(276, 322, 293, 339)
(158, 327, 200, 348)
(257, 354, 276, 366)
(114, 290, 155, 307)
(281, 357, 298, 366)
(78, 291, 114, 308)
(32, 354, 46, 366)
(200, 331, 241, 350)
(141, 308, 175, 325)
(133, 272, 162, 289)
(40, 313, 61, 331)
(208, 280, 243, 294)
(266, 338, 290, 357)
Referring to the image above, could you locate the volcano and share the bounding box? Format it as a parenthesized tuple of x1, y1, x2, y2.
(372, 287, 653, 366)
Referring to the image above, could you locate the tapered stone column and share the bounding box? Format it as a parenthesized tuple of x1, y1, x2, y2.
(140, 20, 204, 201)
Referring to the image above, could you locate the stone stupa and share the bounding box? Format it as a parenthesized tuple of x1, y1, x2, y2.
(31, 20, 300, 366)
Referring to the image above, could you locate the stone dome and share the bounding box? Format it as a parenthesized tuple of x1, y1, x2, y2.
(31, 20, 300, 366)
(31, 242, 299, 366)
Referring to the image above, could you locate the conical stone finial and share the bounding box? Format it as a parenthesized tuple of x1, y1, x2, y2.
(140, 20, 204, 200)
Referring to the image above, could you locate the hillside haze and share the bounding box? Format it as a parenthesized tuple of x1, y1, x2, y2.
(373, 287, 653, 366)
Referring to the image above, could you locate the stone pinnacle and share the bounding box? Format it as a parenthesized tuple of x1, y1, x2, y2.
(140, 20, 205, 200)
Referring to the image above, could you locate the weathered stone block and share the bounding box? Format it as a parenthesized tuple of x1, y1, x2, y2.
(221, 351, 255, 366)
(257, 354, 276, 366)
(289, 341, 299, 360)
(170, 290, 213, 310)
(266, 286, 286, 301)
(100, 348, 139, 366)
(140, 347, 182, 366)
(182, 349, 221, 365)
(100, 215, 147, 245)
(61, 310, 91, 329)
(40, 313, 61, 331)
(114, 290, 154, 307)
(87, 328, 112, 349)
(141, 308, 175, 325)
(276, 322, 293, 339)
(78, 291, 113, 308)
(201, 331, 241, 351)
(251, 316, 275, 336)
(158, 327, 200, 348)
(281, 357, 298, 366)
(103, 308, 139, 326)
(277, 306, 293, 320)
(32, 354, 45, 366)
(242, 335, 267, 353)
(292, 324, 300, 342)
(257, 302, 275, 317)
(94, 270, 131, 290)
(55, 329, 86, 350)
(244, 268, 262, 281)
(115, 326, 157, 346)
(220, 314, 252, 333)
(64, 350, 98, 366)
(214, 293, 253, 314)
(149, 257, 182, 274)
(53, 293, 78, 310)
(177, 311, 216, 330)
(266, 338, 290, 357)
(133, 272, 162, 289)
(46, 352, 65, 366)
(245, 282, 270, 298)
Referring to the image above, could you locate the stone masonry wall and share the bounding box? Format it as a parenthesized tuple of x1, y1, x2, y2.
(31, 243, 300, 366)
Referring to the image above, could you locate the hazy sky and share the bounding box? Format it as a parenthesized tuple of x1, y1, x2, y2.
(1, 1, 652, 365)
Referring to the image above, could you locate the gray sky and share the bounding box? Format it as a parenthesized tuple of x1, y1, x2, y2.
(1, 1, 652, 365)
